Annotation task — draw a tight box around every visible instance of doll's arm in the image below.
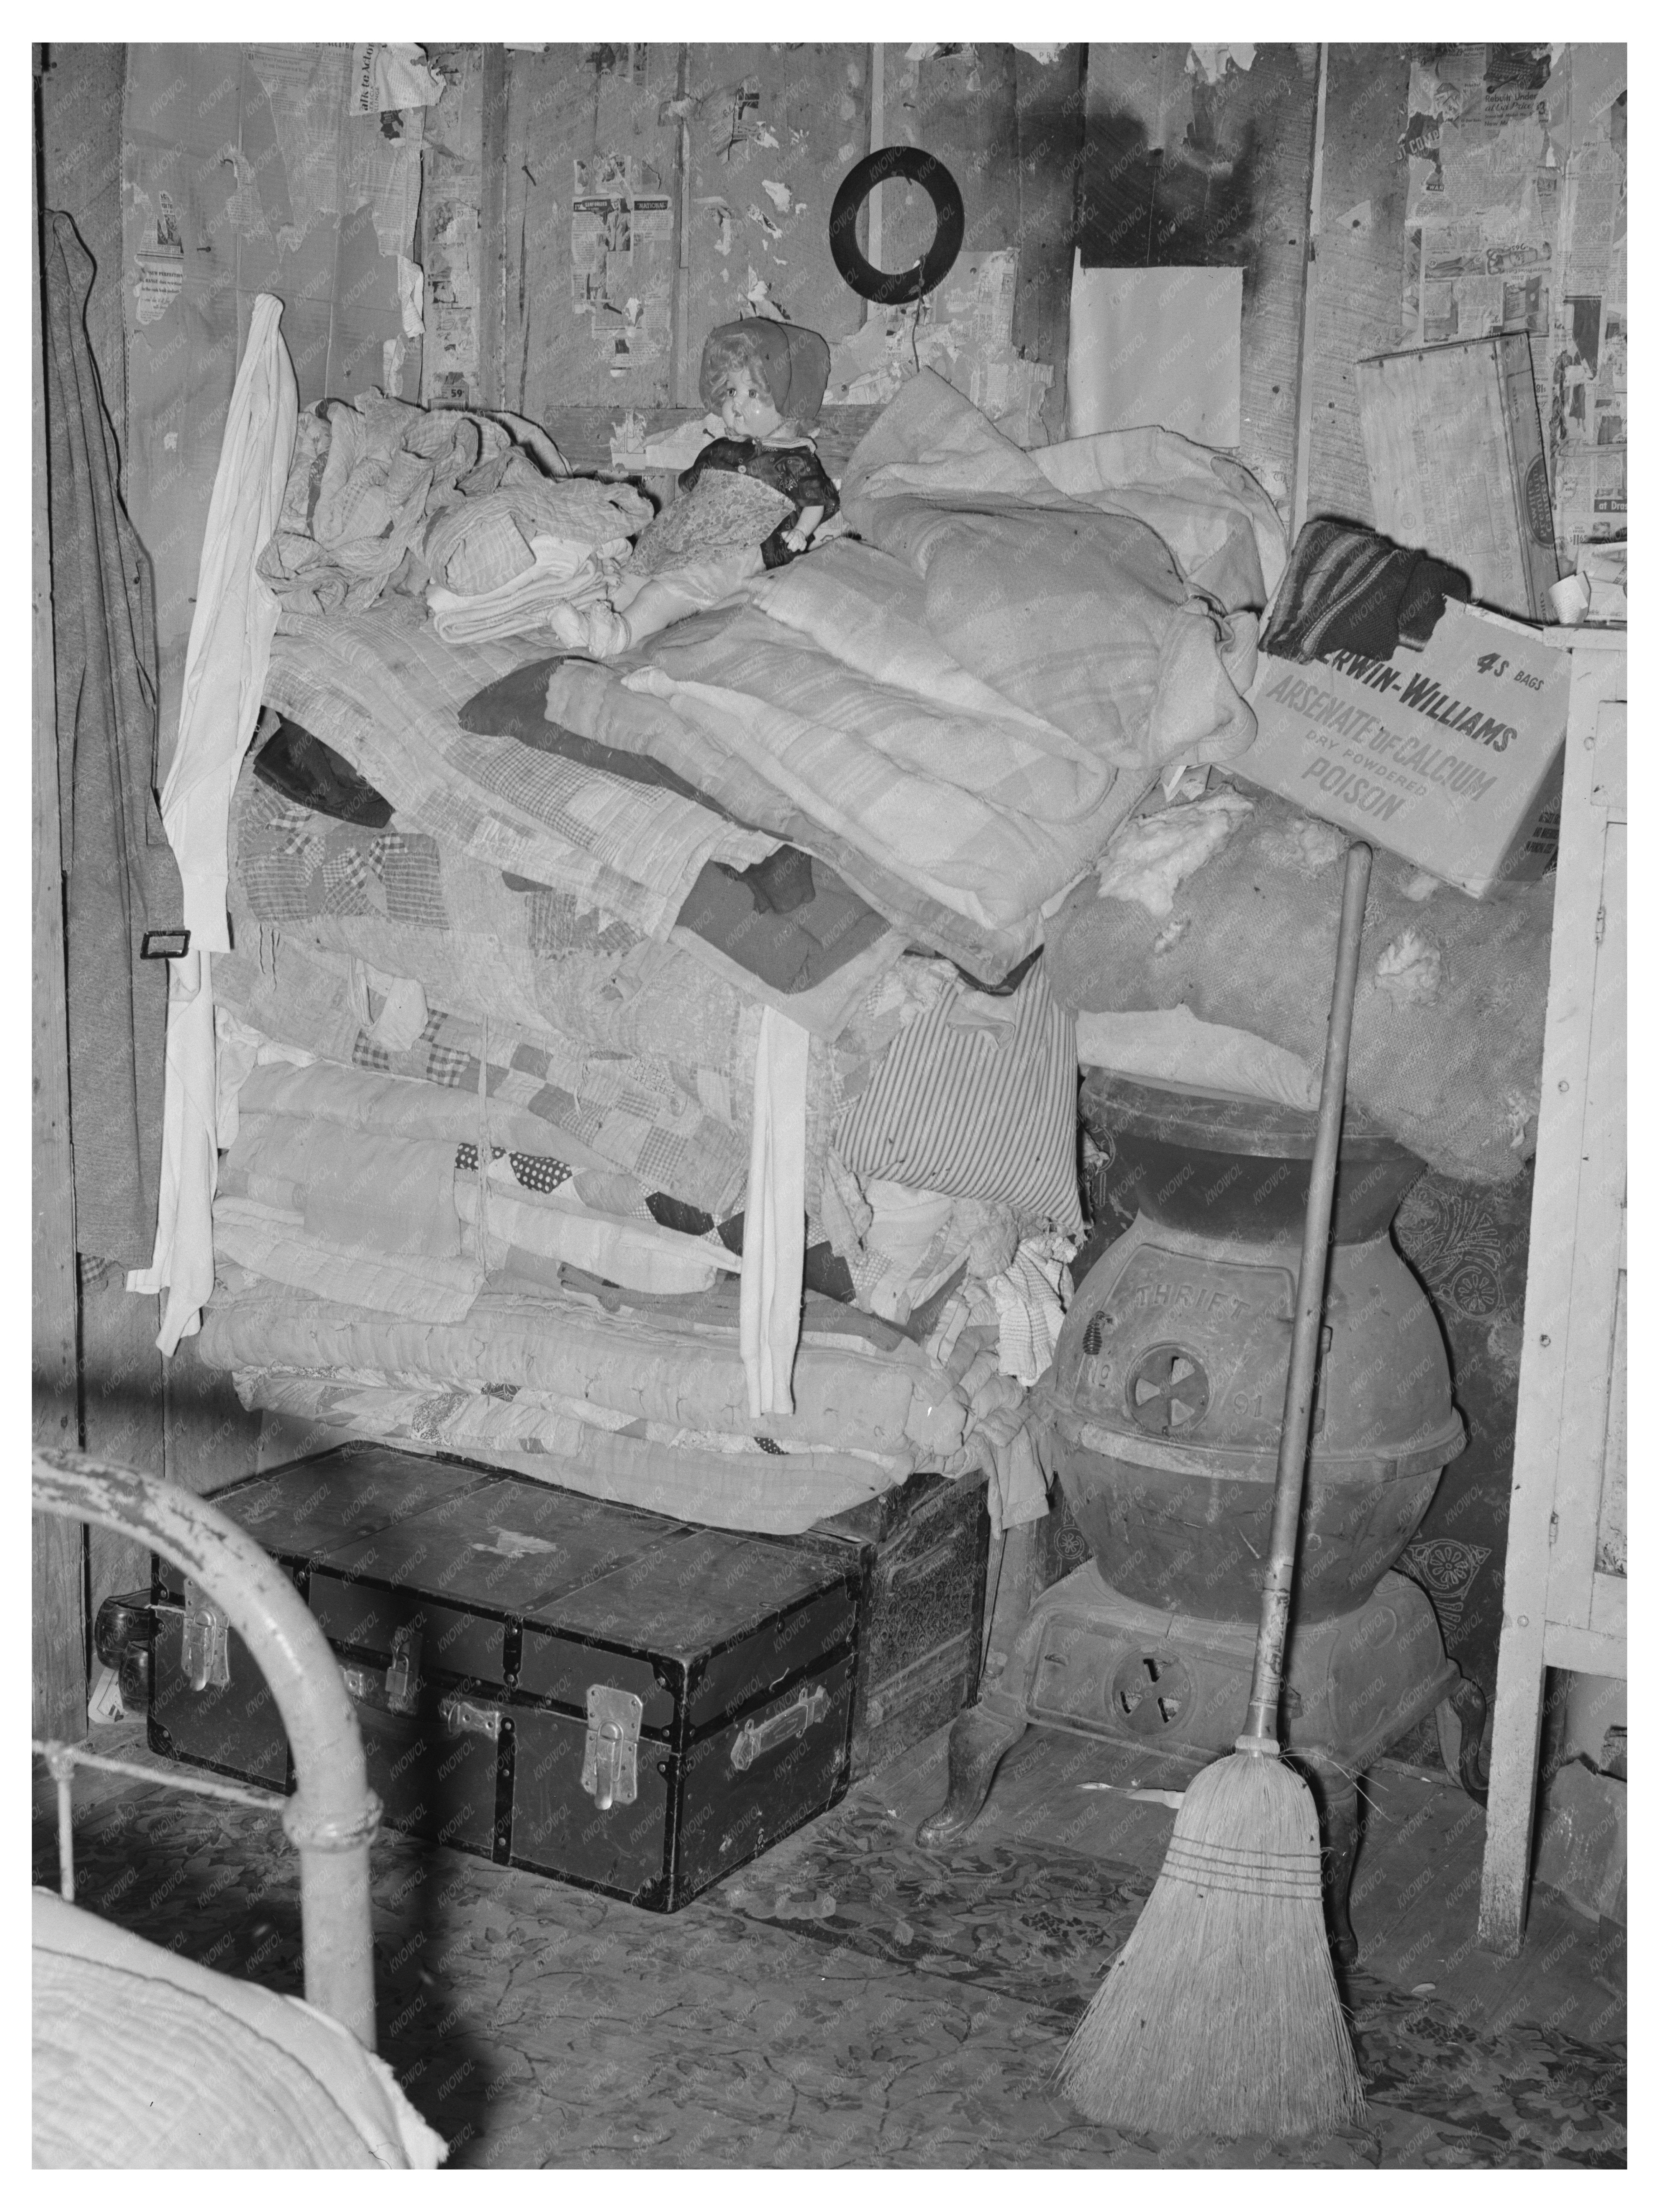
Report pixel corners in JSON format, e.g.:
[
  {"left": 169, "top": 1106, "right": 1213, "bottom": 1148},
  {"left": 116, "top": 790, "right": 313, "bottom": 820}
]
[{"left": 782, "top": 503, "right": 826, "bottom": 553}]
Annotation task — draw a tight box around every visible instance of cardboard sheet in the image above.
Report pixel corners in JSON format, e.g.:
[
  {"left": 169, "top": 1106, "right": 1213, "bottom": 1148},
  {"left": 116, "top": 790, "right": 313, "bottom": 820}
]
[{"left": 1065, "top": 259, "right": 1243, "bottom": 446}]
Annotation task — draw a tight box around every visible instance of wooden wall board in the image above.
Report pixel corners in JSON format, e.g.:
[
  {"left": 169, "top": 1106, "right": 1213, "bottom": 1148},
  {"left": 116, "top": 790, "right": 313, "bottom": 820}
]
[
  {"left": 162, "top": 1336, "right": 264, "bottom": 1502},
  {"left": 40, "top": 43, "right": 167, "bottom": 1633},
  {"left": 880, "top": 42, "right": 1021, "bottom": 272},
  {"left": 503, "top": 45, "right": 684, "bottom": 415},
  {"left": 684, "top": 44, "right": 870, "bottom": 362},
  {"left": 1477, "top": 635, "right": 1626, "bottom": 1958},
  {"left": 79, "top": 1276, "right": 167, "bottom": 1613},
  {"left": 38, "top": 46, "right": 128, "bottom": 494},
  {"left": 500, "top": 45, "right": 1078, "bottom": 444},
  {"left": 421, "top": 44, "right": 488, "bottom": 407},
  {"left": 1077, "top": 44, "right": 1318, "bottom": 508},
  {"left": 1012, "top": 46, "right": 1087, "bottom": 446},
  {"left": 1300, "top": 44, "right": 1413, "bottom": 526},
  {"left": 34, "top": 97, "right": 86, "bottom": 1740},
  {"left": 1234, "top": 45, "right": 1321, "bottom": 517}
]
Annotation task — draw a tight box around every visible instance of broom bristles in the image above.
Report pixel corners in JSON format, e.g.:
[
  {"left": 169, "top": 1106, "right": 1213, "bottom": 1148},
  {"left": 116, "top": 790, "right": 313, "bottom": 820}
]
[{"left": 1059, "top": 1748, "right": 1365, "bottom": 2140}]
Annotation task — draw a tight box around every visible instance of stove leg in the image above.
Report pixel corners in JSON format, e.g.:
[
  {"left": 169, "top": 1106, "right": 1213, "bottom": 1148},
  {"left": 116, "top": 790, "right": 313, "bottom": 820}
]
[
  {"left": 1442, "top": 1671, "right": 1490, "bottom": 1805},
  {"left": 1298, "top": 1753, "right": 1362, "bottom": 1969},
  {"left": 915, "top": 1705, "right": 1028, "bottom": 1849}
]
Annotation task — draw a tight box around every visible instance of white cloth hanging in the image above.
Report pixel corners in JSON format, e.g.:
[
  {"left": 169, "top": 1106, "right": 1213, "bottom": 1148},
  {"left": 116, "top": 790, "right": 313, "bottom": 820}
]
[
  {"left": 128, "top": 296, "right": 298, "bottom": 1352},
  {"left": 739, "top": 1006, "right": 810, "bottom": 1420}
]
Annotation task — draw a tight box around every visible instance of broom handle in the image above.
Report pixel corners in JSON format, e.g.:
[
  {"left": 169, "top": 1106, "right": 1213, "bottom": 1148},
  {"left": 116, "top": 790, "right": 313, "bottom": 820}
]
[{"left": 1241, "top": 838, "right": 1373, "bottom": 1748}]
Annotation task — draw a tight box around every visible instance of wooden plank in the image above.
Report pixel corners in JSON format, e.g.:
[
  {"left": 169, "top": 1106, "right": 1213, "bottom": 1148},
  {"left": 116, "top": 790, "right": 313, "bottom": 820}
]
[
  {"left": 1288, "top": 43, "right": 1328, "bottom": 542},
  {"left": 1543, "top": 1620, "right": 1626, "bottom": 1677},
  {"left": 1478, "top": 637, "right": 1625, "bottom": 1956},
  {"left": 1298, "top": 45, "right": 1413, "bottom": 526},
  {"left": 38, "top": 45, "right": 130, "bottom": 495},
  {"left": 1359, "top": 333, "right": 1560, "bottom": 620},
  {"left": 503, "top": 44, "right": 682, "bottom": 415},
  {"left": 421, "top": 44, "right": 487, "bottom": 407},
  {"left": 163, "top": 1334, "right": 264, "bottom": 1501},
  {"left": 41, "top": 43, "right": 165, "bottom": 1628},
  {"left": 1587, "top": 1573, "right": 1626, "bottom": 1642},
  {"left": 1077, "top": 44, "right": 1318, "bottom": 507},
  {"left": 478, "top": 44, "right": 509, "bottom": 410},
  {"left": 683, "top": 43, "right": 870, "bottom": 360},
  {"left": 881, "top": 41, "right": 1020, "bottom": 275},
  {"left": 1545, "top": 809, "right": 1625, "bottom": 1632},
  {"left": 1233, "top": 46, "right": 1320, "bottom": 518},
  {"left": 1013, "top": 45, "right": 1086, "bottom": 446},
  {"left": 33, "top": 87, "right": 87, "bottom": 1740},
  {"left": 79, "top": 1270, "right": 166, "bottom": 1613},
  {"left": 1591, "top": 700, "right": 1627, "bottom": 812}
]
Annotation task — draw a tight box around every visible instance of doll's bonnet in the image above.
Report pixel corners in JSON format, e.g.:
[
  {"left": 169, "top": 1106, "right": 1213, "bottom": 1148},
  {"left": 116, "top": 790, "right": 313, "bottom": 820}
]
[{"left": 699, "top": 319, "right": 831, "bottom": 428}]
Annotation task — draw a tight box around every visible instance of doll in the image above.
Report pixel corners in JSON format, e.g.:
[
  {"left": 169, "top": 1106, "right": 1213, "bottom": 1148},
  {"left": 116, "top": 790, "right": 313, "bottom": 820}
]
[{"left": 550, "top": 318, "right": 840, "bottom": 658}]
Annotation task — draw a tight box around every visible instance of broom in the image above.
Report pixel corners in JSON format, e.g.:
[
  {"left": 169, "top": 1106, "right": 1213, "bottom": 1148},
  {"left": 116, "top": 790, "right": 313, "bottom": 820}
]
[{"left": 1059, "top": 838, "right": 1374, "bottom": 2141}]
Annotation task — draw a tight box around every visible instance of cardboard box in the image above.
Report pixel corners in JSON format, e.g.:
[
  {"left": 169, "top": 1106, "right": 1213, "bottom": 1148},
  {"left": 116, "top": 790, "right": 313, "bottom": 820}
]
[
  {"left": 1239, "top": 602, "right": 1570, "bottom": 899},
  {"left": 1358, "top": 333, "right": 1561, "bottom": 623}
]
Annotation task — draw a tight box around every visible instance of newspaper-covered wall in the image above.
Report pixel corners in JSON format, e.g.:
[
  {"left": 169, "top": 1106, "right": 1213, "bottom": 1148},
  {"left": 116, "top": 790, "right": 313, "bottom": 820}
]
[{"left": 1400, "top": 43, "right": 1626, "bottom": 566}]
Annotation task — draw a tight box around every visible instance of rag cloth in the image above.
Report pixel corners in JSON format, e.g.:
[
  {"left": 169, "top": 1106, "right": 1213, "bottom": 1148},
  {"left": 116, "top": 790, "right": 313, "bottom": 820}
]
[
  {"left": 41, "top": 211, "right": 186, "bottom": 1267},
  {"left": 257, "top": 395, "right": 579, "bottom": 617},
  {"left": 987, "top": 1236, "right": 1072, "bottom": 1388},
  {"left": 1261, "top": 517, "right": 1470, "bottom": 664},
  {"left": 740, "top": 1006, "right": 811, "bottom": 1418},
  {"left": 129, "top": 294, "right": 297, "bottom": 1352},
  {"left": 427, "top": 535, "right": 620, "bottom": 645},
  {"left": 421, "top": 479, "right": 649, "bottom": 595}
]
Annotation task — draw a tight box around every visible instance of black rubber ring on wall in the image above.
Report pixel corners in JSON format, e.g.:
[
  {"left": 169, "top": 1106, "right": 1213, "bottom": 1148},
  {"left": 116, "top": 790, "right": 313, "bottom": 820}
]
[{"left": 829, "top": 146, "right": 966, "bottom": 305}]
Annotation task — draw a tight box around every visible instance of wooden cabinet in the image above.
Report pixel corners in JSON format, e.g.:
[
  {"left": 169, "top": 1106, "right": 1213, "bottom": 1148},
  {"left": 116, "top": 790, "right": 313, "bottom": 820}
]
[{"left": 1478, "top": 630, "right": 1626, "bottom": 1955}]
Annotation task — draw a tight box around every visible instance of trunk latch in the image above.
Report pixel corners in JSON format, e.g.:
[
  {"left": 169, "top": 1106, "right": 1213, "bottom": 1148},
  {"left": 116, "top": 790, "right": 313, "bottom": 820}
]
[
  {"left": 181, "top": 1580, "right": 231, "bottom": 1692},
  {"left": 582, "top": 1685, "right": 643, "bottom": 1810}
]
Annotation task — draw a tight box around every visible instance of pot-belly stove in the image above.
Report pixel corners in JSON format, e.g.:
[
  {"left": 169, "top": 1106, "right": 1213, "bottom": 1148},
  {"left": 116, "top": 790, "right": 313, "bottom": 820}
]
[{"left": 920, "top": 1074, "right": 1489, "bottom": 1959}]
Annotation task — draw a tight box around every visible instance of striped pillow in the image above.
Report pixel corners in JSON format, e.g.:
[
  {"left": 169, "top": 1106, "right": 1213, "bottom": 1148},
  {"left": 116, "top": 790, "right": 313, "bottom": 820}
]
[{"left": 836, "top": 963, "right": 1081, "bottom": 1235}]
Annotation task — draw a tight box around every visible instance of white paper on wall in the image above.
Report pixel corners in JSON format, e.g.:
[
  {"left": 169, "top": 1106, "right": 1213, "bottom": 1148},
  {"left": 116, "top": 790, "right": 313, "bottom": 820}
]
[{"left": 1066, "top": 260, "right": 1244, "bottom": 448}]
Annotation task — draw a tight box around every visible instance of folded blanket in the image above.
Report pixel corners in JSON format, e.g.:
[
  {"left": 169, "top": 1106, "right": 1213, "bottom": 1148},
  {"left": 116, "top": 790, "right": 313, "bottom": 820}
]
[
  {"left": 223, "top": 1113, "right": 462, "bottom": 1258},
  {"left": 1045, "top": 784, "right": 1549, "bottom": 1183},
  {"left": 261, "top": 595, "right": 776, "bottom": 936},
  {"left": 239, "top": 1374, "right": 905, "bottom": 1534},
  {"left": 216, "top": 1082, "right": 736, "bottom": 1310},
  {"left": 214, "top": 933, "right": 753, "bottom": 1216},
  {"left": 427, "top": 536, "right": 617, "bottom": 647},
  {"left": 422, "top": 479, "right": 649, "bottom": 594},
  {"left": 195, "top": 1278, "right": 967, "bottom": 1459},
  {"left": 541, "top": 376, "right": 1261, "bottom": 981},
  {"left": 461, "top": 666, "right": 908, "bottom": 1030},
  {"left": 213, "top": 1195, "right": 485, "bottom": 1324}
]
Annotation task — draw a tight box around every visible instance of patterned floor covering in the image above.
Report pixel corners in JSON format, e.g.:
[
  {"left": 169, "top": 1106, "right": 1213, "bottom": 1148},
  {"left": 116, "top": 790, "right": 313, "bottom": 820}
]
[{"left": 35, "top": 1759, "right": 1625, "bottom": 2169}]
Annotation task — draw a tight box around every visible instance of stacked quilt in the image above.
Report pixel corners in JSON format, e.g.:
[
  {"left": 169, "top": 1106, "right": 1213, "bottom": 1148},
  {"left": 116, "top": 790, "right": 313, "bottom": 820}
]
[{"left": 195, "top": 370, "right": 1274, "bottom": 1534}]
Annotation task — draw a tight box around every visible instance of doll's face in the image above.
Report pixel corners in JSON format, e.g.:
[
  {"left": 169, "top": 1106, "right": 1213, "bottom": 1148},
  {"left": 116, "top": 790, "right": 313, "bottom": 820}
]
[{"left": 718, "top": 367, "right": 783, "bottom": 439}]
